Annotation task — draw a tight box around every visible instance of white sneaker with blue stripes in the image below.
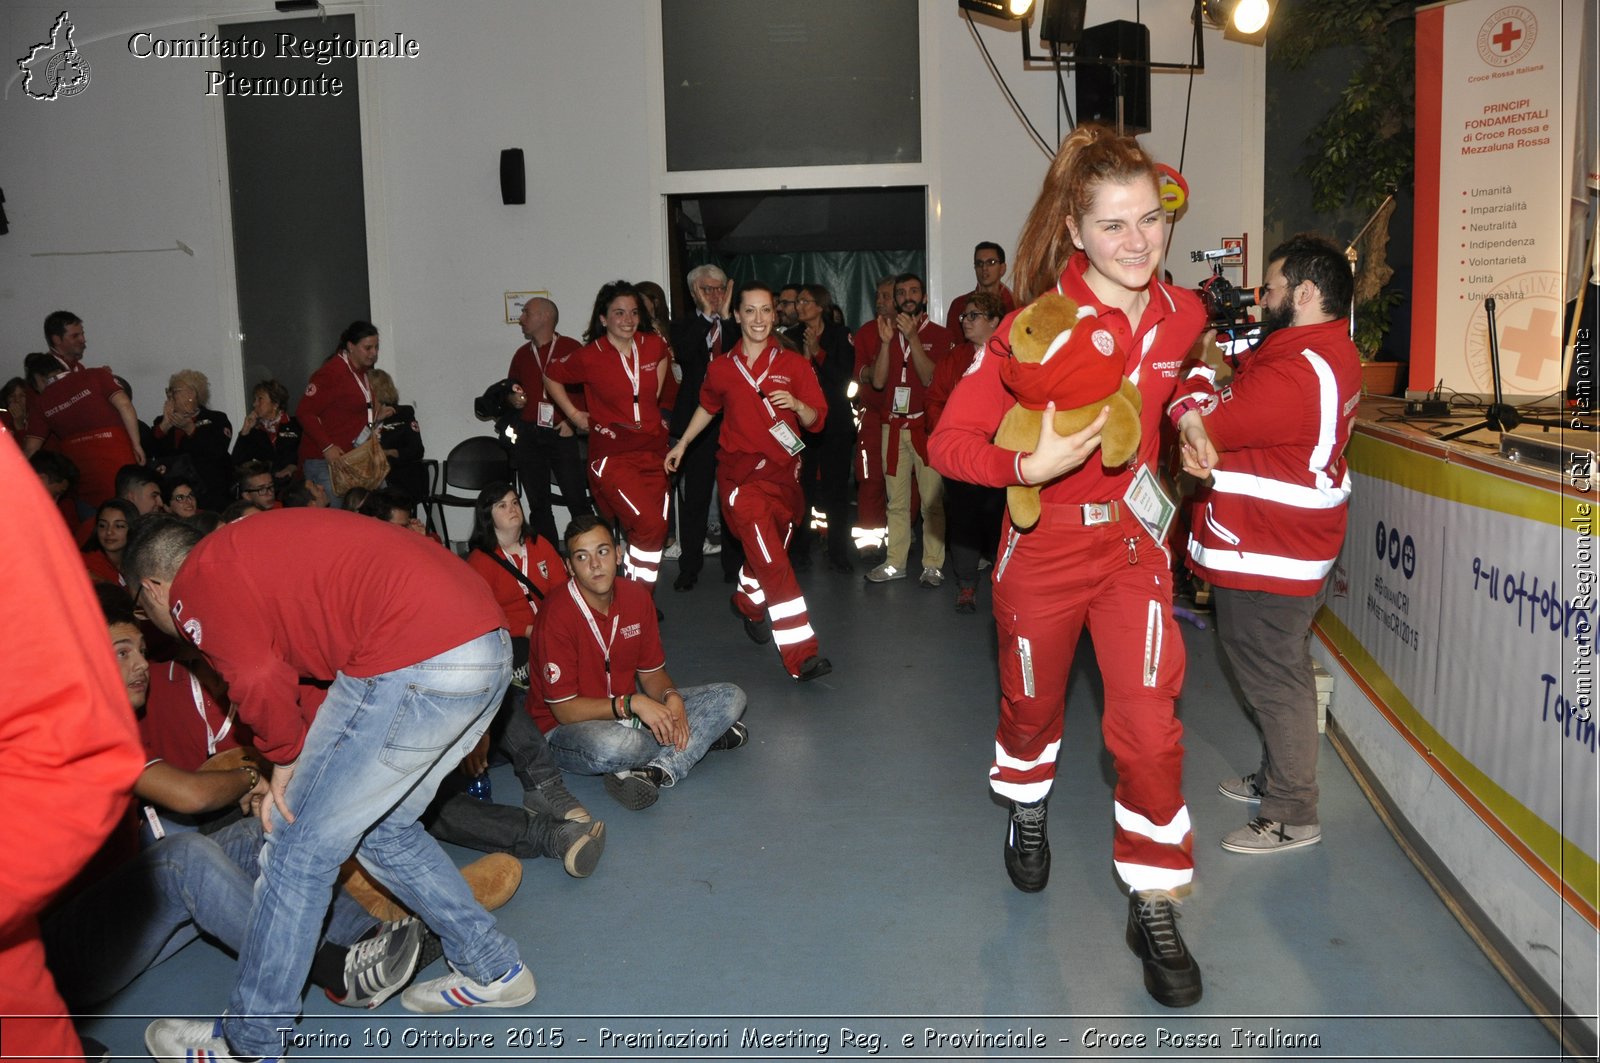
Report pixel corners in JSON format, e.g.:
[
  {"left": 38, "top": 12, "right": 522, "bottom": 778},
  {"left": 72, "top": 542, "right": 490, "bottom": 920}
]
[
  {"left": 145, "top": 1017, "right": 276, "bottom": 1062},
  {"left": 400, "top": 960, "right": 536, "bottom": 1013}
]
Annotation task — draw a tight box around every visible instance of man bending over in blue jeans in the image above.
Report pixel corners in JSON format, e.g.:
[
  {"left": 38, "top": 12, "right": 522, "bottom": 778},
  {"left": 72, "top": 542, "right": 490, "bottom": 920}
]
[
  {"left": 128, "top": 508, "right": 534, "bottom": 1062},
  {"left": 533, "top": 514, "right": 748, "bottom": 811}
]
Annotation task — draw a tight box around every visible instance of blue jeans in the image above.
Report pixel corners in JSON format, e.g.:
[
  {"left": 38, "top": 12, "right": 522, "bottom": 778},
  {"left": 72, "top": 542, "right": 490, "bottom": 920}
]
[
  {"left": 43, "top": 819, "right": 375, "bottom": 1009},
  {"left": 544, "top": 682, "right": 745, "bottom": 784},
  {"left": 302, "top": 457, "right": 341, "bottom": 509},
  {"left": 223, "top": 630, "right": 517, "bottom": 1057}
]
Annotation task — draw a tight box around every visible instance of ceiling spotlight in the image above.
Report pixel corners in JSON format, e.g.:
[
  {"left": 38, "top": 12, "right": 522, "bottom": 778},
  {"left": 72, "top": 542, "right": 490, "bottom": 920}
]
[
  {"left": 959, "top": 0, "right": 1036, "bottom": 21},
  {"left": 1200, "top": 0, "right": 1275, "bottom": 44}
]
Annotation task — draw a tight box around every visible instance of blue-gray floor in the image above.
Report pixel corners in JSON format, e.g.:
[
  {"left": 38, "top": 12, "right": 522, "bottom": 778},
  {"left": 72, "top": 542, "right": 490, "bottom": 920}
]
[{"left": 82, "top": 559, "right": 1564, "bottom": 1060}]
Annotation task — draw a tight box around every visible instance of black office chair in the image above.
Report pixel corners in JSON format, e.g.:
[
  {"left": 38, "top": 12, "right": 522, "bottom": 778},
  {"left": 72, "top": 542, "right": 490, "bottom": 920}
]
[{"left": 423, "top": 436, "right": 514, "bottom": 549}]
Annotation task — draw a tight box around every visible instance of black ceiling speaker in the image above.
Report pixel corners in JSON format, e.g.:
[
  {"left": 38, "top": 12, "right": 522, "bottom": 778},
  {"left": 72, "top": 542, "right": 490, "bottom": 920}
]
[{"left": 1076, "top": 20, "right": 1151, "bottom": 135}]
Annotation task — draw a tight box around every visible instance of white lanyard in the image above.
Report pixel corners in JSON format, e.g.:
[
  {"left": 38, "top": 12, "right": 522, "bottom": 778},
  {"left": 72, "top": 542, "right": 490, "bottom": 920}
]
[
  {"left": 568, "top": 581, "right": 620, "bottom": 698},
  {"left": 341, "top": 353, "right": 374, "bottom": 424},
  {"left": 614, "top": 338, "right": 642, "bottom": 423},
  {"left": 532, "top": 337, "right": 557, "bottom": 374},
  {"left": 733, "top": 344, "right": 781, "bottom": 420},
  {"left": 177, "top": 663, "right": 233, "bottom": 756},
  {"left": 895, "top": 323, "right": 922, "bottom": 385},
  {"left": 502, "top": 543, "right": 535, "bottom": 604}
]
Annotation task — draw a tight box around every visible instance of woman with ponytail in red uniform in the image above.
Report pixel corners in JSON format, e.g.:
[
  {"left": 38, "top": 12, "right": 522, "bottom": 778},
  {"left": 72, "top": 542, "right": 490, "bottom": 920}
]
[
  {"left": 546, "top": 281, "right": 672, "bottom": 590},
  {"left": 929, "top": 125, "right": 1212, "bottom": 1008}
]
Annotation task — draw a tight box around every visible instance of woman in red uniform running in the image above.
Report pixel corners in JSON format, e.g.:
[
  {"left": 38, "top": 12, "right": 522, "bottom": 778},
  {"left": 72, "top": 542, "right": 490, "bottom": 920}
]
[
  {"left": 545, "top": 281, "right": 671, "bottom": 589},
  {"left": 929, "top": 124, "right": 1211, "bottom": 1009},
  {"left": 665, "top": 283, "right": 831, "bottom": 682}
]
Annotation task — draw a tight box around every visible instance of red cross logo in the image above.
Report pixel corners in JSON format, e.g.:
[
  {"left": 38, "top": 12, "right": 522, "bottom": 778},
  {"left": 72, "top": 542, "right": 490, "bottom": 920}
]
[
  {"left": 1505, "top": 307, "right": 1559, "bottom": 379},
  {"left": 1491, "top": 20, "right": 1522, "bottom": 52}
]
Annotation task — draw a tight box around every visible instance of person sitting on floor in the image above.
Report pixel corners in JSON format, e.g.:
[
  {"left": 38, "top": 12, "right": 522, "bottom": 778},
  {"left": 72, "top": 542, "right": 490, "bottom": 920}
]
[
  {"left": 42, "top": 584, "right": 431, "bottom": 1014},
  {"left": 535, "top": 514, "right": 749, "bottom": 811}
]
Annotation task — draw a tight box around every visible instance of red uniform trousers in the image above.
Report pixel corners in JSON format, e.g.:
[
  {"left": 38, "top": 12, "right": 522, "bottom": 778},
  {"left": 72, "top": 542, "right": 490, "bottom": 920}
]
[
  {"left": 724, "top": 477, "right": 819, "bottom": 676},
  {"left": 854, "top": 409, "right": 886, "bottom": 531},
  {"left": 587, "top": 450, "right": 669, "bottom": 587},
  {"left": 989, "top": 500, "right": 1193, "bottom": 894}
]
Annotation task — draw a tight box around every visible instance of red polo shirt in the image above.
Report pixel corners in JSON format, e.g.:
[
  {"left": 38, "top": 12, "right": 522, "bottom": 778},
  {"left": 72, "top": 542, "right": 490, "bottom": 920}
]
[
  {"left": 697, "top": 340, "right": 828, "bottom": 484},
  {"left": 138, "top": 661, "right": 245, "bottom": 773},
  {"left": 546, "top": 333, "right": 668, "bottom": 458},
  {"left": 465, "top": 535, "right": 566, "bottom": 637},
  {"left": 167, "top": 508, "right": 504, "bottom": 764},
  {"left": 508, "top": 335, "right": 583, "bottom": 427},
  {"left": 533, "top": 577, "right": 664, "bottom": 733},
  {"left": 871, "top": 318, "right": 953, "bottom": 419}
]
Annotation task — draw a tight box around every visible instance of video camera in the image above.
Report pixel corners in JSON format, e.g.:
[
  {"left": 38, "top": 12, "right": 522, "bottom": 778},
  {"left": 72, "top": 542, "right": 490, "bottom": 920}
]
[
  {"left": 1191, "top": 248, "right": 1257, "bottom": 331},
  {"left": 474, "top": 378, "right": 522, "bottom": 444}
]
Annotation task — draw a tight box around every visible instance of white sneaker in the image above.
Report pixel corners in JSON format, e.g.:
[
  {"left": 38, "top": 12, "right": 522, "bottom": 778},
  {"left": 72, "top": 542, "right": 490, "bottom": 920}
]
[
  {"left": 662, "top": 539, "right": 682, "bottom": 560},
  {"left": 401, "top": 960, "right": 536, "bottom": 1013},
  {"left": 703, "top": 538, "right": 722, "bottom": 555},
  {"left": 865, "top": 563, "right": 905, "bottom": 583},
  {"left": 919, "top": 566, "right": 944, "bottom": 588},
  {"left": 146, "top": 1018, "right": 272, "bottom": 1062}
]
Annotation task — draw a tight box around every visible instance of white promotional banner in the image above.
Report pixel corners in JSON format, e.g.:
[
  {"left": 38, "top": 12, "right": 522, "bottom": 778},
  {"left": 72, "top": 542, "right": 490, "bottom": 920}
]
[
  {"left": 1322, "top": 431, "right": 1598, "bottom": 910},
  {"left": 1413, "top": 0, "right": 1579, "bottom": 396}
]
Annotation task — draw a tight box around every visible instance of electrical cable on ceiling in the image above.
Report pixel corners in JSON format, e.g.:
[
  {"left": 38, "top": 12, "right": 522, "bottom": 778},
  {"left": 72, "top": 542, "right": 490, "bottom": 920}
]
[
  {"left": 1052, "top": 41, "right": 1075, "bottom": 143},
  {"left": 1178, "top": 4, "right": 1200, "bottom": 172},
  {"left": 964, "top": 8, "right": 1054, "bottom": 157}
]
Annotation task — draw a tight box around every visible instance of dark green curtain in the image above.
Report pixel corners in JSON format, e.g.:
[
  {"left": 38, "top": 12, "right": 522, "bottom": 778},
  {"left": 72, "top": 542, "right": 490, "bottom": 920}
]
[{"left": 689, "top": 250, "right": 925, "bottom": 328}]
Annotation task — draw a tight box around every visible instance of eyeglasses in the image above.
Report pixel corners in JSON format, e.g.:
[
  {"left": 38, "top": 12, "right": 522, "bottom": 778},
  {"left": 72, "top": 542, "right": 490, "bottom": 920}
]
[
  {"left": 959, "top": 311, "right": 992, "bottom": 322},
  {"left": 776, "top": 299, "right": 797, "bottom": 307},
  {"left": 170, "top": 492, "right": 196, "bottom": 503},
  {"left": 241, "top": 483, "right": 276, "bottom": 496},
  {"left": 974, "top": 257, "right": 1002, "bottom": 268},
  {"left": 796, "top": 297, "right": 819, "bottom": 305}
]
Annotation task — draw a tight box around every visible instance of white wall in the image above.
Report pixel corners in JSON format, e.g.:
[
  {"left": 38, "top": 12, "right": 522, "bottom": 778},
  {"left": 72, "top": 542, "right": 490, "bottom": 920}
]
[{"left": 0, "top": 0, "right": 1264, "bottom": 459}]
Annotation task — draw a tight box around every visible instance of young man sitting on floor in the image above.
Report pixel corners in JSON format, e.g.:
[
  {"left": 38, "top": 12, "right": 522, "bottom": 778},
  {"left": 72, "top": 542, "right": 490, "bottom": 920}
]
[{"left": 533, "top": 515, "right": 749, "bottom": 811}]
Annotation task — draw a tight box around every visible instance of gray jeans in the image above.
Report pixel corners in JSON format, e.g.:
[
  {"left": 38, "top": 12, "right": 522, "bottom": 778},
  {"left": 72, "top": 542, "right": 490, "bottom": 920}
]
[{"left": 1213, "top": 583, "right": 1328, "bottom": 826}]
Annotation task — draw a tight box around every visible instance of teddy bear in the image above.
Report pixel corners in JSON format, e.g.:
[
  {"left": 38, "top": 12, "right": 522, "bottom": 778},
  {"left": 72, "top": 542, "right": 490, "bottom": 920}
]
[{"left": 992, "top": 293, "right": 1142, "bottom": 529}]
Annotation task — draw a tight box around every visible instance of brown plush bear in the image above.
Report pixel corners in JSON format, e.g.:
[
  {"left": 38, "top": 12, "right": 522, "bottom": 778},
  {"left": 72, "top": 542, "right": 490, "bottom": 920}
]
[{"left": 992, "top": 293, "right": 1141, "bottom": 529}]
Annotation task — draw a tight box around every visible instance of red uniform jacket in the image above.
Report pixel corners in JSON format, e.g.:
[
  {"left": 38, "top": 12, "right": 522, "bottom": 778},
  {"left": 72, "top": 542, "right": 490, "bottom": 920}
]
[
  {"left": 1186, "top": 318, "right": 1362, "bottom": 595},
  {"left": 925, "top": 340, "right": 982, "bottom": 431},
  {"left": 297, "top": 353, "right": 373, "bottom": 461},
  {"left": 167, "top": 509, "right": 504, "bottom": 764},
  {"left": 930, "top": 254, "right": 1207, "bottom": 505}
]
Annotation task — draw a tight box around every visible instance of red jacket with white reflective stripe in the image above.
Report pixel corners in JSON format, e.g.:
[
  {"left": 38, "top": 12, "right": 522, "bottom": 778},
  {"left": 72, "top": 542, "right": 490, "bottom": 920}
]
[{"left": 1185, "top": 318, "right": 1363, "bottom": 596}]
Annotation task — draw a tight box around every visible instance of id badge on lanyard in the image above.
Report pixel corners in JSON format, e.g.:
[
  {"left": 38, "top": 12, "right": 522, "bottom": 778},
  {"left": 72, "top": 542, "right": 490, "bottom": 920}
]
[
  {"left": 736, "top": 349, "right": 805, "bottom": 456},
  {"left": 534, "top": 340, "right": 558, "bottom": 428},
  {"left": 1124, "top": 463, "right": 1176, "bottom": 543},
  {"left": 891, "top": 333, "right": 913, "bottom": 415}
]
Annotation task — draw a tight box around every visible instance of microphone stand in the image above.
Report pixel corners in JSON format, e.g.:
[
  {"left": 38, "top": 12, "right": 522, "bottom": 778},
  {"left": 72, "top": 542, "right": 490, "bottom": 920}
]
[{"left": 1441, "top": 298, "right": 1524, "bottom": 439}]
